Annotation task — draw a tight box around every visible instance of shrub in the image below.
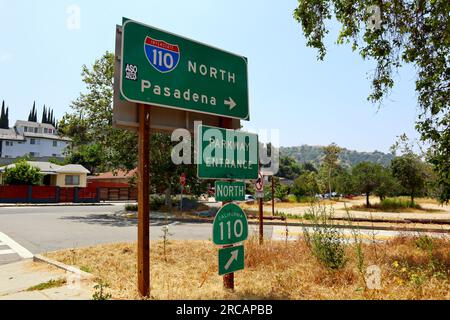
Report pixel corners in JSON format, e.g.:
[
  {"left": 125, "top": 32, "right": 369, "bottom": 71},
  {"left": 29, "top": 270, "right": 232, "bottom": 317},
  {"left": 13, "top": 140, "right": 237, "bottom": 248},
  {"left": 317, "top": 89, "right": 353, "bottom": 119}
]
[
  {"left": 125, "top": 204, "right": 138, "bottom": 212},
  {"left": 3, "top": 160, "right": 42, "bottom": 185},
  {"left": 380, "top": 198, "right": 421, "bottom": 210},
  {"left": 284, "top": 194, "right": 298, "bottom": 203},
  {"left": 303, "top": 205, "right": 347, "bottom": 270}
]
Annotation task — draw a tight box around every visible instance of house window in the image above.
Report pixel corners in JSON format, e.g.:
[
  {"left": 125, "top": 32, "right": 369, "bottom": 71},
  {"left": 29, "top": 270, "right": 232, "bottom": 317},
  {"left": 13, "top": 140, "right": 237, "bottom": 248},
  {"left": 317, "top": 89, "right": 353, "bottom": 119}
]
[
  {"left": 53, "top": 141, "right": 57, "bottom": 147},
  {"left": 34, "top": 128, "right": 38, "bottom": 133},
  {"left": 30, "top": 139, "right": 36, "bottom": 145},
  {"left": 24, "top": 127, "right": 28, "bottom": 132},
  {"left": 65, "top": 175, "right": 80, "bottom": 186},
  {"left": 29, "top": 152, "right": 39, "bottom": 157},
  {"left": 44, "top": 128, "right": 48, "bottom": 133},
  {"left": 5, "top": 141, "right": 13, "bottom": 146}
]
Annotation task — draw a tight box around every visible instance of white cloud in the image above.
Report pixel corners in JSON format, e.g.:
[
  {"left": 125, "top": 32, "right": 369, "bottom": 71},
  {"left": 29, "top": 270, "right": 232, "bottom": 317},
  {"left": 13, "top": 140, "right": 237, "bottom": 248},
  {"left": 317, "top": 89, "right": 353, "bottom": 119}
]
[{"left": 0, "top": 51, "right": 13, "bottom": 63}]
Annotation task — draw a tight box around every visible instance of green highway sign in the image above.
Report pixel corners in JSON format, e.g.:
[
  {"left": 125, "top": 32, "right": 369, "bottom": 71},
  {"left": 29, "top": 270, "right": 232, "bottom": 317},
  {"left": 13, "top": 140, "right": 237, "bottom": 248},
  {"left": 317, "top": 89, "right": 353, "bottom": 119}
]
[
  {"left": 218, "top": 245, "right": 244, "bottom": 276},
  {"left": 197, "top": 125, "right": 259, "bottom": 180},
  {"left": 120, "top": 18, "right": 249, "bottom": 120},
  {"left": 213, "top": 203, "right": 248, "bottom": 245},
  {"left": 215, "top": 181, "right": 246, "bottom": 202}
]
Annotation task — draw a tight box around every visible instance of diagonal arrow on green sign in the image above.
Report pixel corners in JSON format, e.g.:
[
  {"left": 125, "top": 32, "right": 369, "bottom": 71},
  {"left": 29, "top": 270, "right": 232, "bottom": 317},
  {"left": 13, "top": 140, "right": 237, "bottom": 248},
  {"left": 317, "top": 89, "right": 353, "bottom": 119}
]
[{"left": 218, "top": 245, "right": 244, "bottom": 276}]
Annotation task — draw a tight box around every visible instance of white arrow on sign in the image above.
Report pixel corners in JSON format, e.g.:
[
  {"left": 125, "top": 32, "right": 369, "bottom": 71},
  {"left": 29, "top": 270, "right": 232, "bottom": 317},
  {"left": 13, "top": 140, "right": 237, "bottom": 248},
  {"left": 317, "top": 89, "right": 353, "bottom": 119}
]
[
  {"left": 224, "top": 97, "right": 237, "bottom": 110},
  {"left": 224, "top": 249, "right": 239, "bottom": 270}
]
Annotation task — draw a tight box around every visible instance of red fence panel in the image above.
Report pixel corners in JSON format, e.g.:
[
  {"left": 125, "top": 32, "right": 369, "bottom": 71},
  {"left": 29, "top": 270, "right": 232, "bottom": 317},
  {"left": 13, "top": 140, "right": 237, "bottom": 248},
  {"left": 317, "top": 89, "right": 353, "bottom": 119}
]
[
  {"left": 0, "top": 186, "right": 28, "bottom": 199},
  {"left": 59, "top": 188, "right": 74, "bottom": 203},
  {"left": 78, "top": 187, "right": 98, "bottom": 200},
  {"left": 31, "top": 186, "right": 57, "bottom": 200}
]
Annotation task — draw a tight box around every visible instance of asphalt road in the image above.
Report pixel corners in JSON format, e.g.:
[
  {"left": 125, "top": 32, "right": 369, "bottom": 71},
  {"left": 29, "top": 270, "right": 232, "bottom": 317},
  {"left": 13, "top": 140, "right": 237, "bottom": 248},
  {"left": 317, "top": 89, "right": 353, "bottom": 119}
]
[
  {"left": 0, "top": 205, "right": 271, "bottom": 266},
  {"left": 0, "top": 205, "right": 447, "bottom": 266}
]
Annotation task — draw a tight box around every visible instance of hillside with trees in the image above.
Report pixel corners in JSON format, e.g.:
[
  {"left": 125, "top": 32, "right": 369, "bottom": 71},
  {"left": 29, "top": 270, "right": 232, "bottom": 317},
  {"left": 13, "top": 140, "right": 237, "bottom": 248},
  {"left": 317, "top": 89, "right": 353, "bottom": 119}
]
[{"left": 280, "top": 145, "right": 394, "bottom": 168}]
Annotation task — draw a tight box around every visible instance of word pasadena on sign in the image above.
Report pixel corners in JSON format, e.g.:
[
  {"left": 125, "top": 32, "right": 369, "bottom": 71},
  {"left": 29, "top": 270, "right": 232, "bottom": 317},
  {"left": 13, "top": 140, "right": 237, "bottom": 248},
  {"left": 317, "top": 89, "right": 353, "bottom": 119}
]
[{"left": 120, "top": 18, "right": 249, "bottom": 120}]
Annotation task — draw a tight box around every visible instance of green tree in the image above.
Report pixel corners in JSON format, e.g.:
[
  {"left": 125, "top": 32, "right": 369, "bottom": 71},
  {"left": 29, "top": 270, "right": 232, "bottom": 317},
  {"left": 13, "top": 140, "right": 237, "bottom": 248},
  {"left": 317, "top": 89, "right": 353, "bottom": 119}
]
[
  {"left": 352, "top": 162, "right": 383, "bottom": 207},
  {"left": 0, "top": 101, "right": 9, "bottom": 129},
  {"left": 391, "top": 154, "right": 430, "bottom": 204},
  {"left": 3, "top": 161, "right": 43, "bottom": 186},
  {"left": 293, "top": 0, "right": 450, "bottom": 202},
  {"left": 278, "top": 156, "right": 302, "bottom": 180},
  {"left": 28, "top": 102, "right": 37, "bottom": 122},
  {"left": 59, "top": 52, "right": 138, "bottom": 172},
  {"left": 321, "top": 143, "right": 342, "bottom": 195},
  {"left": 292, "top": 171, "right": 319, "bottom": 198},
  {"left": 335, "top": 170, "right": 355, "bottom": 196},
  {"left": 374, "top": 167, "right": 402, "bottom": 201}
]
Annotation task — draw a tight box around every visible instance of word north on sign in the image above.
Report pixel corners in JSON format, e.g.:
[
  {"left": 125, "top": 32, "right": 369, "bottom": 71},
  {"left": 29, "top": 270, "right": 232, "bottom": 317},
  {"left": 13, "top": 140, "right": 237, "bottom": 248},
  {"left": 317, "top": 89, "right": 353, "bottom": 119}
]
[
  {"left": 215, "top": 181, "right": 246, "bottom": 202},
  {"left": 120, "top": 18, "right": 249, "bottom": 120}
]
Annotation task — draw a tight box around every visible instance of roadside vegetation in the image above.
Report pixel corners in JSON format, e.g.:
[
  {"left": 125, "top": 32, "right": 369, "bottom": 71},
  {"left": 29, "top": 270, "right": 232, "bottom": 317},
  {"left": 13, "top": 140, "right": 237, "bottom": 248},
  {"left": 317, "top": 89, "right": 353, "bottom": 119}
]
[
  {"left": 26, "top": 278, "right": 67, "bottom": 292},
  {"left": 46, "top": 234, "right": 449, "bottom": 300}
]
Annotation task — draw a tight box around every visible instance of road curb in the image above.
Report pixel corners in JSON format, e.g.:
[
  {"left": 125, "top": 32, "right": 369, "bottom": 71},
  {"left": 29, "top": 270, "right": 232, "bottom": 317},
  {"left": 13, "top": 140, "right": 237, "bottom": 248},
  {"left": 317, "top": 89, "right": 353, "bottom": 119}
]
[{"left": 33, "top": 254, "right": 94, "bottom": 279}]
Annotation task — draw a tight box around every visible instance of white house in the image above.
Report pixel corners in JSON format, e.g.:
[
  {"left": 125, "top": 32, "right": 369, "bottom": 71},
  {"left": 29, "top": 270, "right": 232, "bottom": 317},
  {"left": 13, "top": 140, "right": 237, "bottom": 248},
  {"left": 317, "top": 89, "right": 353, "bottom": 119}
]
[{"left": 0, "top": 121, "right": 71, "bottom": 159}]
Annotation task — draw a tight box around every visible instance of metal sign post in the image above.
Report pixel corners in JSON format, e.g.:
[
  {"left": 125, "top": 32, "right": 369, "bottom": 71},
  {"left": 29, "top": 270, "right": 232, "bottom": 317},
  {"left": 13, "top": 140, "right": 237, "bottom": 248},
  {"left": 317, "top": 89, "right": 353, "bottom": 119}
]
[
  {"left": 255, "top": 172, "right": 264, "bottom": 245},
  {"left": 137, "top": 105, "right": 150, "bottom": 297},
  {"left": 213, "top": 202, "right": 249, "bottom": 290}
]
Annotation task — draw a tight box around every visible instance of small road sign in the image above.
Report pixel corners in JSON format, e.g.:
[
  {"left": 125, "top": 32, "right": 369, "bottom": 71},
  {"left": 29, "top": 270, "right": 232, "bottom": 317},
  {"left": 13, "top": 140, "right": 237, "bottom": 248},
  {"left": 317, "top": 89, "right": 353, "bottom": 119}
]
[
  {"left": 197, "top": 125, "right": 259, "bottom": 180},
  {"left": 213, "top": 203, "right": 249, "bottom": 246},
  {"left": 255, "top": 191, "right": 265, "bottom": 199},
  {"left": 218, "top": 245, "right": 244, "bottom": 276},
  {"left": 255, "top": 172, "right": 264, "bottom": 192},
  {"left": 215, "top": 181, "right": 245, "bottom": 202},
  {"left": 180, "top": 173, "right": 186, "bottom": 187},
  {"left": 120, "top": 18, "right": 250, "bottom": 120}
]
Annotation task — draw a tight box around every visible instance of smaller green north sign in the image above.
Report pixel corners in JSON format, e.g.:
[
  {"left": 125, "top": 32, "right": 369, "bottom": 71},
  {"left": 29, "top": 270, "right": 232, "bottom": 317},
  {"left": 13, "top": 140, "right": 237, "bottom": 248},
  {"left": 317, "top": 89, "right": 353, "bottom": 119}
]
[
  {"left": 218, "top": 245, "right": 244, "bottom": 276},
  {"left": 197, "top": 125, "right": 258, "bottom": 180},
  {"left": 213, "top": 203, "right": 248, "bottom": 245},
  {"left": 215, "top": 181, "right": 245, "bottom": 202}
]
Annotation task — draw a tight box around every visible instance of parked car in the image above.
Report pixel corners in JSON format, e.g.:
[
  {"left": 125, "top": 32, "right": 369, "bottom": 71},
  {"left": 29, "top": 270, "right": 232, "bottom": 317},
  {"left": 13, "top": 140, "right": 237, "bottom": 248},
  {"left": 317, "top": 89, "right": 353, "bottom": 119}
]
[{"left": 245, "top": 195, "right": 255, "bottom": 201}]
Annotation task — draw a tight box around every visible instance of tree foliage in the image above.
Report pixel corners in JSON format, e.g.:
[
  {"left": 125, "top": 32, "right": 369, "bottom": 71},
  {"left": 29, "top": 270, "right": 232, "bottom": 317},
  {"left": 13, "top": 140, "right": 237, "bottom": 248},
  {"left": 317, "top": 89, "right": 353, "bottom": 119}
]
[
  {"left": 59, "top": 52, "right": 138, "bottom": 172},
  {"left": 293, "top": 0, "right": 449, "bottom": 202},
  {"left": 391, "top": 153, "right": 430, "bottom": 203},
  {"left": 351, "top": 162, "right": 383, "bottom": 207},
  {"left": 0, "top": 101, "right": 9, "bottom": 129},
  {"left": 3, "top": 160, "right": 43, "bottom": 186}
]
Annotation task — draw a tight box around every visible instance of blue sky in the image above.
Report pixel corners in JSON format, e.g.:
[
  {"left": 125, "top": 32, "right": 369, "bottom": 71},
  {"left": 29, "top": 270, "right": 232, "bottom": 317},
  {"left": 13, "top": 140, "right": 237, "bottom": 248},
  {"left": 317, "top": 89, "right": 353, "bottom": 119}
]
[{"left": 0, "top": 0, "right": 420, "bottom": 152}]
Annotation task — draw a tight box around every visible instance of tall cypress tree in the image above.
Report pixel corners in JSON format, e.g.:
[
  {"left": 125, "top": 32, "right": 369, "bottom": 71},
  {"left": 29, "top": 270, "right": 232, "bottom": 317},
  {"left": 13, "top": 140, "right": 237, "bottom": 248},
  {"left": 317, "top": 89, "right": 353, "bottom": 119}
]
[
  {"left": 29, "top": 101, "right": 37, "bottom": 122},
  {"left": 42, "top": 105, "right": 47, "bottom": 123},
  {"left": 5, "top": 107, "right": 9, "bottom": 128},
  {"left": 0, "top": 101, "right": 5, "bottom": 129}
]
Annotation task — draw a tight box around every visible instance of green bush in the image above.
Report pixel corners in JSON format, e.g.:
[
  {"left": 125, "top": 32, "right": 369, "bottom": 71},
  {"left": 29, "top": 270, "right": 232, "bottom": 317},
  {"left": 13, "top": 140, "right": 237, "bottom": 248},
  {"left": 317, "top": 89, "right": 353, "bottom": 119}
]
[
  {"left": 380, "top": 198, "right": 421, "bottom": 210},
  {"left": 303, "top": 205, "right": 347, "bottom": 270},
  {"left": 125, "top": 204, "right": 138, "bottom": 212},
  {"left": 284, "top": 194, "right": 298, "bottom": 203},
  {"left": 3, "top": 160, "right": 43, "bottom": 185},
  {"left": 415, "top": 236, "right": 434, "bottom": 251}
]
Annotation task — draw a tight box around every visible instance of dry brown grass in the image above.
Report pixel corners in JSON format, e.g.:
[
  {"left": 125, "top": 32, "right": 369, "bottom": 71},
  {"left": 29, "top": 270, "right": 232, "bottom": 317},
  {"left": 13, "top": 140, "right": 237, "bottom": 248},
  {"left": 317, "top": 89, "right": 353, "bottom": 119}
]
[{"left": 46, "top": 236, "right": 450, "bottom": 300}]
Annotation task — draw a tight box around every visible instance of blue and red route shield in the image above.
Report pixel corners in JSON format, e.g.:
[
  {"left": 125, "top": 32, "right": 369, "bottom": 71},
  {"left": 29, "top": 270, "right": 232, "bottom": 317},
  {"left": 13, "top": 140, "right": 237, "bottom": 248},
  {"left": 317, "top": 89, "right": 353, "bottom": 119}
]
[{"left": 144, "top": 36, "right": 180, "bottom": 73}]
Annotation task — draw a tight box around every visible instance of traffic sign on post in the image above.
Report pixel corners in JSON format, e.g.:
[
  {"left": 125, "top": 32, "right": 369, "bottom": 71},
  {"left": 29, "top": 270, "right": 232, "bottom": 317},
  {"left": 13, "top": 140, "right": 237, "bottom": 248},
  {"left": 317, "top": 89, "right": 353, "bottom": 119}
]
[
  {"left": 180, "top": 173, "right": 186, "bottom": 187},
  {"left": 218, "top": 245, "right": 245, "bottom": 276},
  {"left": 215, "top": 181, "right": 245, "bottom": 202},
  {"left": 213, "top": 203, "right": 249, "bottom": 246},
  {"left": 197, "top": 125, "right": 259, "bottom": 180},
  {"left": 120, "top": 18, "right": 249, "bottom": 120}
]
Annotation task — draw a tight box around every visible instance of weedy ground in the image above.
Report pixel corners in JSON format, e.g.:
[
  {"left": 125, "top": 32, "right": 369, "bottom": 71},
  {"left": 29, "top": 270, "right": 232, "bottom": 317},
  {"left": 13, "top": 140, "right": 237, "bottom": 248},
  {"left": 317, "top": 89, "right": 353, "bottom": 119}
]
[{"left": 46, "top": 236, "right": 449, "bottom": 300}]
